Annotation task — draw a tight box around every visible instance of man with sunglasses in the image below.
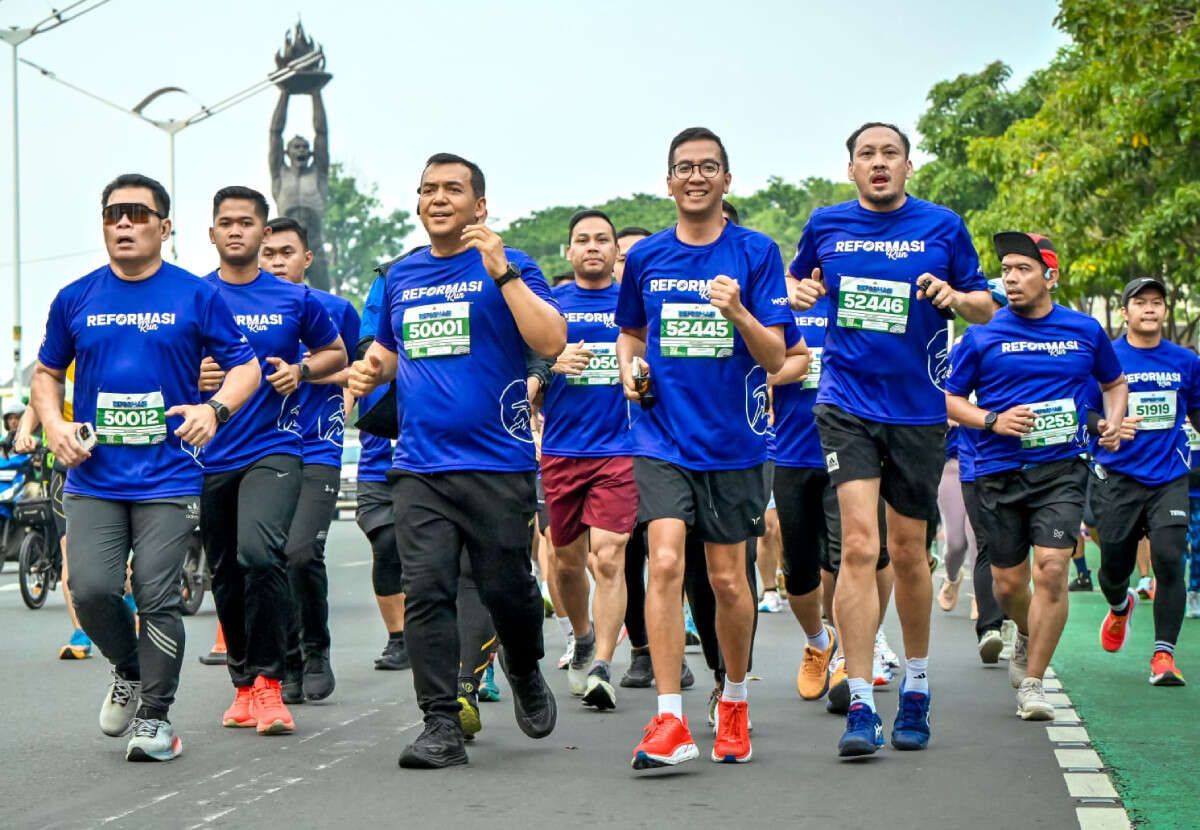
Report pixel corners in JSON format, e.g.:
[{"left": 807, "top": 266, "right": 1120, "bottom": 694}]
[{"left": 32, "top": 173, "right": 260, "bottom": 761}]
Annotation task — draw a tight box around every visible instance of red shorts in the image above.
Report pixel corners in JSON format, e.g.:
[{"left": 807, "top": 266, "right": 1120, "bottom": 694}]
[{"left": 540, "top": 454, "right": 639, "bottom": 547}]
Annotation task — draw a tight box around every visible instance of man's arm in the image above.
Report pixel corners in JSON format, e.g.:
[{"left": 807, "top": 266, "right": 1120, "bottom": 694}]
[
  {"left": 348, "top": 340, "right": 399, "bottom": 398},
  {"left": 265, "top": 338, "right": 348, "bottom": 396},
  {"left": 269, "top": 90, "right": 288, "bottom": 177},
  {"left": 1097, "top": 375, "right": 1128, "bottom": 452},
  {"left": 617, "top": 328, "right": 648, "bottom": 403},
  {"left": 767, "top": 337, "right": 812, "bottom": 386},
  {"left": 916, "top": 277, "right": 993, "bottom": 325},
  {"left": 312, "top": 90, "right": 329, "bottom": 177},
  {"left": 31, "top": 362, "right": 87, "bottom": 467},
  {"left": 708, "top": 275, "right": 785, "bottom": 373}
]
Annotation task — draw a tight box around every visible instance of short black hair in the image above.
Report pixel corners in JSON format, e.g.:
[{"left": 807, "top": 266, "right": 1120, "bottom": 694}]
[
  {"left": 567, "top": 209, "right": 616, "bottom": 241},
  {"left": 423, "top": 152, "right": 486, "bottom": 198},
  {"left": 212, "top": 186, "right": 269, "bottom": 221},
  {"left": 101, "top": 173, "right": 170, "bottom": 218},
  {"left": 846, "top": 122, "right": 911, "bottom": 159},
  {"left": 551, "top": 271, "right": 574, "bottom": 287},
  {"left": 721, "top": 200, "right": 741, "bottom": 225},
  {"left": 668, "top": 127, "right": 729, "bottom": 172},
  {"left": 265, "top": 216, "right": 309, "bottom": 249},
  {"left": 617, "top": 226, "right": 652, "bottom": 240}
]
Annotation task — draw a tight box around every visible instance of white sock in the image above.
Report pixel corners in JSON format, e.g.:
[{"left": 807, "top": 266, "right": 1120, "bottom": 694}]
[
  {"left": 657, "top": 693, "right": 683, "bottom": 719},
  {"left": 848, "top": 677, "right": 875, "bottom": 711},
  {"left": 556, "top": 615, "right": 573, "bottom": 641},
  {"left": 806, "top": 626, "right": 831, "bottom": 653},
  {"left": 721, "top": 677, "right": 748, "bottom": 703},
  {"left": 905, "top": 657, "right": 929, "bottom": 693}
]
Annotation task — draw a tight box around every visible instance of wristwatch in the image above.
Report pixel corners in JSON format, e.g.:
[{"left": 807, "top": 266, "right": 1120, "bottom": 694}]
[
  {"left": 298, "top": 361, "right": 312, "bottom": 381},
  {"left": 494, "top": 262, "right": 521, "bottom": 289},
  {"left": 206, "top": 399, "right": 231, "bottom": 427},
  {"left": 983, "top": 411, "right": 998, "bottom": 432}
]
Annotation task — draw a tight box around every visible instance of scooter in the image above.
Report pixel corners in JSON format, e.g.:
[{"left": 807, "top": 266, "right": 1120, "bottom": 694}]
[{"left": 0, "top": 445, "right": 33, "bottom": 563}]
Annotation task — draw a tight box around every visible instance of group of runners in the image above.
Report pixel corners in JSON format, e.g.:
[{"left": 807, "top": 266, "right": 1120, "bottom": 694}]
[{"left": 18, "top": 120, "right": 1196, "bottom": 769}]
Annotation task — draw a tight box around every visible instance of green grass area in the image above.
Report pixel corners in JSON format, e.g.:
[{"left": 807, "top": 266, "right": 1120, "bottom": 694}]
[{"left": 1053, "top": 542, "right": 1200, "bottom": 829}]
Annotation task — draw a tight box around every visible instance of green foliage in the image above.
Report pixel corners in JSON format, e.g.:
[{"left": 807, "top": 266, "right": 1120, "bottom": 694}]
[{"left": 325, "top": 163, "right": 414, "bottom": 308}]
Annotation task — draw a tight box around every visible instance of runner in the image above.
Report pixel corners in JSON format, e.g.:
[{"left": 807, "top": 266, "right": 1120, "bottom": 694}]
[
  {"left": 32, "top": 173, "right": 260, "bottom": 761},
  {"left": 348, "top": 152, "right": 565, "bottom": 769},
  {"left": 616, "top": 127, "right": 793, "bottom": 768},
  {"left": 615, "top": 227, "right": 652, "bottom": 284},
  {"left": 261, "top": 216, "right": 362, "bottom": 703},
  {"left": 789, "top": 122, "right": 992, "bottom": 756},
  {"left": 945, "top": 231, "right": 1127, "bottom": 719},
  {"left": 200, "top": 186, "right": 347, "bottom": 736},
  {"left": 1091, "top": 277, "right": 1200, "bottom": 686}
]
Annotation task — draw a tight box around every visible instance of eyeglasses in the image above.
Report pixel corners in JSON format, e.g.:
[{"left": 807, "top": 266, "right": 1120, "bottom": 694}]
[
  {"left": 670, "top": 160, "right": 722, "bottom": 180},
  {"left": 102, "top": 203, "right": 165, "bottom": 225}
]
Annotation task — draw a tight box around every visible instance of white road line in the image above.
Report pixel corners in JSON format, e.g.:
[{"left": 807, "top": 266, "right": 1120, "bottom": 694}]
[
  {"left": 337, "top": 559, "right": 371, "bottom": 567},
  {"left": 99, "top": 790, "right": 180, "bottom": 824},
  {"left": 0, "top": 583, "right": 19, "bottom": 592},
  {"left": 1075, "top": 807, "right": 1133, "bottom": 830}
]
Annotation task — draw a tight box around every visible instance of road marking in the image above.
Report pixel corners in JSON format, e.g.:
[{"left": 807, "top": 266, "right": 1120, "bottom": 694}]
[
  {"left": 1055, "top": 748, "right": 1103, "bottom": 769},
  {"left": 0, "top": 583, "right": 19, "bottom": 592},
  {"left": 1065, "top": 773, "right": 1119, "bottom": 798},
  {"left": 1075, "top": 807, "right": 1133, "bottom": 830},
  {"left": 100, "top": 790, "right": 180, "bottom": 824},
  {"left": 337, "top": 559, "right": 371, "bottom": 568}
]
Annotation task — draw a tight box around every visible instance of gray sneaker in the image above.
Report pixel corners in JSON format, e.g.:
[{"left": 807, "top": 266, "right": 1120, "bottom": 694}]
[
  {"left": 978, "top": 629, "right": 1004, "bottom": 665},
  {"left": 125, "top": 717, "right": 182, "bottom": 761},
  {"left": 1016, "top": 677, "right": 1054, "bottom": 720},
  {"left": 100, "top": 672, "right": 140, "bottom": 737},
  {"left": 1009, "top": 631, "right": 1029, "bottom": 688},
  {"left": 567, "top": 634, "right": 595, "bottom": 696}
]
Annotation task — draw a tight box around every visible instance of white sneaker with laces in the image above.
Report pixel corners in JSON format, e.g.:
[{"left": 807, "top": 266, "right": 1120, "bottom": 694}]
[
  {"left": 1009, "top": 631, "right": 1030, "bottom": 688},
  {"left": 100, "top": 671, "right": 140, "bottom": 737},
  {"left": 999, "top": 619, "right": 1017, "bottom": 661},
  {"left": 125, "top": 717, "right": 182, "bottom": 761},
  {"left": 1016, "top": 677, "right": 1054, "bottom": 720},
  {"left": 874, "top": 629, "right": 899, "bottom": 669},
  {"left": 758, "top": 590, "right": 785, "bottom": 613},
  {"left": 556, "top": 633, "right": 575, "bottom": 671}
]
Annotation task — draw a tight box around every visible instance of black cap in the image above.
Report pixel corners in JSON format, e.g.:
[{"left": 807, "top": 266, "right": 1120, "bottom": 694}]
[
  {"left": 993, "top": 232, "right": 1058, "bottom": 271},
  {"left": 1121, "top": 277, "right": 1167, "bottom": 307}
]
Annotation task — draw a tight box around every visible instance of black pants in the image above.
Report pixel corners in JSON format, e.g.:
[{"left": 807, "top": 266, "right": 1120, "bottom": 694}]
[
  {"left": 623, "top": 522, "right": 649, "bottom": 649},
  {"left": 203, "top": 454, "right": 303, "bottom": 687},
  {"left": 458, "top": 550, "right": 498, "bottom": 686},
  {"left": 962, "top": 480, "right": 1006, "bottom": 637},
  {"left": 285, "top": 463, "right": 340, "bottom": 664},
  {"left": 390, "top": 469, "right": 543, "bottom": 722}
]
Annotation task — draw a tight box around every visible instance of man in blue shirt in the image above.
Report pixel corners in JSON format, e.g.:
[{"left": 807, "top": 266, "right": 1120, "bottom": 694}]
[
  {"left": 1091, "top": 277, "right": 1200, "bottom": 686},
  {"left": 349, "top": 153, "right": 566, "bottom": 769},
  {"left": 32, "top": 173, "right": 260, "bottom": 762},
  {"left": 946, "top": 232, "right": 1126, "bottom": 720},
  {"left": 615, "top": 127, "right": 792, "bottom": 769},
  {"left": 789, "top": 122, "right": 993, "bottom": 757}
]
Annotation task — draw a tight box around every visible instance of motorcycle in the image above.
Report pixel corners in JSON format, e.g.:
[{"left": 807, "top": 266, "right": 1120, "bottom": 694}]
[
  {"left": 0, "top": 442, "right": 35, "bottom": 563},
  {"left": 180, "top": 526, "right": 209, "bottom": 616},
  {"left": 4, "top": 444, "right": 60, "bottom": 609}
]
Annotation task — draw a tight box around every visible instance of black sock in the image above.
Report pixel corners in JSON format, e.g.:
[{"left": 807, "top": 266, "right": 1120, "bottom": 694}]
[
  {"left": 389, "top": 630, "right": 405, "bottom": 643},
  {"left": 136, "top": 704, "right": 168, "bottom": 722}
]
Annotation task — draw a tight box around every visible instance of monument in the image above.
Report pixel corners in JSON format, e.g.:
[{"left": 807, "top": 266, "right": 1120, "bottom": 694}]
[{"left": 269, "top": 21, "right": 333, "bottom": 290}]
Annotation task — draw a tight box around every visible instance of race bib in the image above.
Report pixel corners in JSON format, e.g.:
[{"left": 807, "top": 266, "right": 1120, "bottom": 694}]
[
  {"left": 566, "top": 342, "right": 620, "bottom": 386},
  {"left": 95, "top": 391, "right": 166, "bottom": 446},
  {"left": 403, "top": 302, "right": 471, "bottom": 359},
  {"left": 802, "top": 347, "right": 822, "bottom": 390},
  {"left": 1184, "top": 422, "right": 1200, "bottom": 451},
  {"left": 1129, "top": 390, "right": 1176, "bottom": 431},
  {"left": 1021, "top": 398, "right": 1079, "bottom": 449},
  {"left": 837, "top": 277, "right": 910, "bottom": 334},
  {"left": 660, "top": 303, "right": 733, "bottom": 358}
]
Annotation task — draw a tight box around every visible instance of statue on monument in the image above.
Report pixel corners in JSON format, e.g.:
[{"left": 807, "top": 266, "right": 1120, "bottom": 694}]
[{"left": 269, "top": 20, "right": 334, "bottom": 291}]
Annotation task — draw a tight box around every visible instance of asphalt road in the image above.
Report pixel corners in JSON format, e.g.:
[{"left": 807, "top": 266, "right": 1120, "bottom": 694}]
[{"left": 0, "top": 521, "right": 1078, "bottom": 830}]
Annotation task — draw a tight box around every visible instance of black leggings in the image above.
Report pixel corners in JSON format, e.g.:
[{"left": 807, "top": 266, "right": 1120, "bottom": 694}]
[
  {"left": 369, "top": 524, "right": 404, "bottom": 597},
  {"left": 1099, "top": 524, "right": 1187, "bottom": 646},
  {"left": 623, "top": 523, "right": 649, "bottom": 649},
  {"left": 683, "top": 535, "right": 759, "bottom": 683},
  {"left": 458, "top": 551, "right": 498, "bottom": 684}
]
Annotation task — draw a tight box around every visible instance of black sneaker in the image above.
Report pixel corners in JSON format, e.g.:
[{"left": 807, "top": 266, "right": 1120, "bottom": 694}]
[
  {"left": 620, "top": 647, "right": 653, "bottom": 688},
  {"left": 499, "top": 650, "right": 557, "bottom": 739},
  {"left": 282, "top": 656, "right": 305, "bottom": 705},
  {"left": 303, "top": 651, "right": 336, "bottom": 701},
  {"left": 681, "top": 660, "right": 695, "bottom": 690},
  {"left": 398, "top": 718, "right": 468, "bottom": 769},
  {"left": 1068, "top": 572, "right": 1094, "bottom": 592},
  {"left": 375, "top": 638, "right": 411, "bottom": 671}
]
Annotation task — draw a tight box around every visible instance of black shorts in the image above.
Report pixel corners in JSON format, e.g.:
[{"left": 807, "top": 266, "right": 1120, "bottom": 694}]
[
  {"left": 974, "top": 457, "right": 1088, "bottom": 569},
  {"left": 774, "top": 466, "right": 829, "bottom": 594},
  {"left": 633, "top": 457, "right": 766, "bottom": 544},
  {"left": 814, "top": 403, "right": 945, "bottom": 520},
  {"left": 535, "top": 476, "right": 549, "bottom": 534},
  {"left": 355, "top": 479, "right": 394, "bottom": 535},
  {"left": 821, "top": 485, "right": 892, "bottom": 574},
  {"left": 51, "top": 468, "right": 66, "bottom": 539},
  {"left": 961, "top": 479, "right": 986, "bottom": 561},
  {"left": 1082, "top": 474, "right": 1098, "bottom": 529},
  {"left": 1091, "top": 469, "right": 1189, "bottom": 548}
]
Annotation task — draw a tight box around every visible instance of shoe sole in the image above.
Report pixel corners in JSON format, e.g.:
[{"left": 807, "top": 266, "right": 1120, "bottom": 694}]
[
  {"left": 398, "top": 750, "right": 469, "bottom": 769},
  {"left": 198, "top": 654, "right": 228, "bottom": 665},
  {"left": 711, "top": 746, "right": 752, "bottom": 763},
  {"left": 126, "top": 737, "right": 182, "bottom": 762},
  {"left": 891, "top": 734, "right": 930, "bottom": 751},
  {"left": 619, "top": 676, "right": 653, "bottom": 688},
  {"left": 458, "top": 700, "right": 482, "bottom": 736},
  {"left": 374, "top": 661, "right": 410, "bottom": 671},
  {"left": 631, "top": 743, "right": 699, "bottom": 770},
  {"left": 1149, "top": 673, "right": 1186, "bottom": 687},
  {"left": 477, "top": 692, "right": 500, "bottom": 702},
  {"left": 1017, "top": 706, "right": 1055, "bottom": 721},
  {"left": 837, "top": 739, "right": 882, "bottom": 758},
  {"left": 257, "top": 720, "right": 294, "bottom": 735},
  {"left": 979, "top": 635, "right": 1004, "bottom": 664},
  {"left": 582, "top": 681, "right": 616, "bottom": 710},
  {"left": 60, "top": 647, "right": 90, "bottom": 660},
  {"left": 223, "top": 718, "right": 257, "bottom": 728}
]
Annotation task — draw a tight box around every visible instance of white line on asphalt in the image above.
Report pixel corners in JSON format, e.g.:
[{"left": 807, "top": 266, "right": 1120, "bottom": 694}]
[
  {"left": 0, "top": 583, "right": 19, "bottom": 592},
  {"left": 100, "top": 790, "right": 180, "bottom": 824},
  {"left": 337, "top": 559, "right": 371, "bottom": 567},
  {"left": 1075, "top": 807, "right": 1133, "bottom": 830}
]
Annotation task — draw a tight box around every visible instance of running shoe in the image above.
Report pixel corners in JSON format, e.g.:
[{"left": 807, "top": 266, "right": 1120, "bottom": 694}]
[
  {"left": 838, "top": 703, "right": 884, "bottom": 758},
  {"left": 826, "top": 658, "right": 850, "bottom": 715},
  {"left": 797, "top": 624, "right": 837, "bottom": 700},
  {"left": 681, "top": 660, "right": 696, "bottom": 690},
  {"left": 707, "top": 685, "right": 721, "bottom": 729},
  {"left": 303, "top": 651, "right": 335, "bottom": 701},
  {"left": 937, "top": 572, "right": 964, "bottom": 612},
  {"left": 711, "top": 700, "right": 752, "bottom": 763},
  {"left": 620, "top": 647, "right": 653, "bottom": 688},
  {"left": 125, "top": 717, "right": 182, "bottom": 762},
  {"left": 684, "top": 604, "right": 701, "bottom": 652},
  {"left": 875, "top": 629, "right": 900, "bottom": 669},
  {"left": 1149, "top": 651, "right": 1185, "bottom": 686},
  {"left": 978, "top": 629, "right": 1004, "bottom": 665},
  {"left": 198, "top": 624, "right": 228, "bottom": 665},
  {"left": 556, "top": 633, "right": 575, "bottom": 670},
  {"left": 582, "top": 664, "right": 617, "bottom": 711},
  {"left": 1016, "top": 677, "right": 1054, "bottom": 720},
  {"left": 222, "top": 686, "right": 256, "bottom": 728},
  {"left": 499, "top": 651, "right": 557, "bottom": 739},
  {"left": 758, "top": 590, "right": 785, "bottom": 614},
  {"left": 1186, "top": 590, "right": 1200, "bottom": 619},
  {"left": 59, "top": 628, "right": 92, "bottom": 660},
  {"left": 282, "top": 661, "right": 305, "bottom": 706},
  {"left": 632, "top": 714, "right": 699, "bottom": 770},
  {"left": 375, "top": 638, "right": 411, "bottom": 671},
  {"left": 567, "top": 635, "right": 596, "bottom": 696},
  {"left": 1136, "top": 576, "right": 1155, "bottom": 600},
  {"left": 478, "top": 663, "right": 501, "bottom": 702},
  {"left": 457, "top": 681, "right": 482, "bottom": 737},
  {"left": 250, "top": 675, "right": 294, "bottom": 735},
  {"left": 891, "top": 681, "right": 931, "bottom": 750},
  {"left": 872, "top": 651, "right": 893, "bottom": 687},
  {"left": 1068, "top": 572, "right": 1094, "bottom": 592},
  {"left": 100, "top": 671, "right": 141, "bottom": 737},
  {"left": 1100, "top": 588, "right": 1137, "bottom": 653},
  {"left": 398, "top": 718, "right": 468, "bottom": 769},
  {"left": 999, "top": 619, "right": 1017, "bottom": 661},
  {"left": 1009, "top": 630, "right": 1029, "bottom": 688}
]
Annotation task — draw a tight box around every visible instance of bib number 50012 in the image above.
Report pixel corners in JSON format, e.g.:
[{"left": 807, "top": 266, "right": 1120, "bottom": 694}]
[{"left": 95, "top": 391, "right": 167, "bottom": 446}]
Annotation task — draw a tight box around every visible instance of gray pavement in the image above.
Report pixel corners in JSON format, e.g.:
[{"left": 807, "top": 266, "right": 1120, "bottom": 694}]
[{"left": 0, "top": 522, "right": 1076, "bottom": 829}]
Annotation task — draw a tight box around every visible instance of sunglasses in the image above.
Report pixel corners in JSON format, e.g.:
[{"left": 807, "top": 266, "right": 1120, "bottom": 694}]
[{"left": 102, "top": 203, "right": 165, "bottom": 225}]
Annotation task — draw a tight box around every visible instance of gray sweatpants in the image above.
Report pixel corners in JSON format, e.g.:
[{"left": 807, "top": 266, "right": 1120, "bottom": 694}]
[{"left": 64, "top": 493, "right": 198, "bottom": 715}]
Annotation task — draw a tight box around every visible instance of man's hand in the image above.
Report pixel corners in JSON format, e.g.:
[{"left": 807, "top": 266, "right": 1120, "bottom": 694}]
[
  {"left": 348, "top": 354, "right": 384, "bottom": 398},
  {"left": 993, "top": 405, "right": 1036, "bottom": 438},
  {"left": 791, "top": 267, "right": 825, "bottom": 311},
  {"left": 708, "top": 275, "right": 747, "bottom": 322},
  {"left": 1097, "top": 416, "right": 1123, "bottom": 453},
  {"left": 527, "top": 376, "right": 542, "bottom": 403},
  {"left": 621, "top": 357, "right": 646, "bottom": 403},
  {"left": 13, "top": 430, "right": 38, "bottom": 454},
  {"left": 1098, "top": 414, "right": 1139, "bottom": 447},
  {"left": 552, "top": 341, "right": 593, "bottom": 376},
  {"left": 166, "top": 404, "right": 219, "bottom": 448},
  {"left": 265, "top": 357, "right": 302, "bottom": 396},
  {"left": 461, "top": 224, "right": 509, "bottom": 280},
  {"left": 45, "top": 420, "right": 89, "bottom": 468},
  {"left": 199, "top": 357, "right": 225, "bottom": 392},
  {"left": 916, "top": 274, "right": 959, "bottom": 311}
]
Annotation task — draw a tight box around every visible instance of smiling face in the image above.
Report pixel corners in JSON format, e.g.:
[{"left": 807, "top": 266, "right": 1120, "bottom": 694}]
[
  {"left": 210, "top": 198, "right": 266, "bottom": 267},
  {"left": 567, "top": 217, "right": 617, "bottom": 283},
  {"left": 1001, "top": 253, "right": 1057, "bottom": 314},
  {"left": 667, "top": 138, "right": 730, "bottom": 219},
  {"left": 418, "top": 162, "right": 484, "bottom": 243},
  {"left": 848, "top": 125, "right": 912, "bottom": 210},
  {"left": 102, "top": 186, "right": 168, "bottom": 271},
  {"left": 1122, "top": 289, "right": 1166, "bottom": 338},
  {"left": 261, "top": 229, "right": 313, "bottom": 284},
  {"left": 287, "top": 135, "right": 312, "bottom": 168}
]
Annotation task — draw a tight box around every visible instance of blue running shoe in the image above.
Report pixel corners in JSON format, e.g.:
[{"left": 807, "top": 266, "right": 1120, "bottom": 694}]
[
  {"left": 478, "top": 663, "right": 501, "bottom": 702},
  {"left": 684, "top": 603, "right": 701, "bottom": 651},
  {"left": 59, "top": 628, "right": 93, "bottom": 660},
  {"left": 838, "top": 703, "right": 883, "bottom": 758},
  {"left": 891, "top": 680, "right": 932, "bottom": 750}
]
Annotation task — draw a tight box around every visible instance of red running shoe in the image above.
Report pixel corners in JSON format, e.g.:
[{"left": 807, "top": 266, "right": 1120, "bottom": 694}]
[
  {"left": 251, "top": 676, "right": 294, "bottom": 735},
  {"left": 1100, "top": 588, "right": 1137, "bottom": 653},
  {"left": 631, "top": 714, "right": 698, "bottom": 770},
  {"left": 221, "top": 686, "right": 256, "bottom": 728},
  {"left": 711, "top": 699, "right": 752, "bottom": 763}
]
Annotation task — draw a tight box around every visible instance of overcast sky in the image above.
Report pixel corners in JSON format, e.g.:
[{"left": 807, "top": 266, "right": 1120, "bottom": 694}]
[{"left": 0, "top": 0, "right": 1068, "bottom": 380}]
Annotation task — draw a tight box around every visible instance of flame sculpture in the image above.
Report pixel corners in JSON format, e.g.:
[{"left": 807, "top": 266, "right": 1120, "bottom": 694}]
[{"left": 275, "top": 19, "right": 326, "bottom": 73}]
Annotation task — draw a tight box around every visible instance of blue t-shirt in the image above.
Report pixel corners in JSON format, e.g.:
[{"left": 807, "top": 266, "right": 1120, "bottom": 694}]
[
  {"left": 374, "top": 246, "right": 561, "bottom": 473},
  {"left": 298, "top": 291, "right": 361, "bottom": 467},
  {"left": 38, "top": 262, "right": 255, "bottom": 500},
  {"left": 200, "top": 270, "right": 341, "bottom": 473},
  {"left": 614, "top": 223, "right": 796, "bottom": 471},
  {"left": 541, "top": 281, "right": 631, "bottom": 458},
  {"left": 773, "top": 296, "right": 830, "bottom": 469},
  {"left": 957, "top": 426, "right": 980, "bottom": 482},
  {"left": 355, "top": 274, "right": 394, "bottom": 483},
  {"left": 788, "top": 196, "right": 987, "bottom": 425},
  {"left": 945, "top": 305, "right": 1123, "bottom": 476},
  {"left": 1092, "top": 336, "right": 1200, "bottom": 487}
]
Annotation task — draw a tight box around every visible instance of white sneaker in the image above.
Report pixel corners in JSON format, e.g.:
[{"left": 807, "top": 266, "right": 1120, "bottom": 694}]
[
  {"left": 1016, "top": 677, "right": 1054, "bottom": 720},
  {"left": 1009, "top": 631, "right": 1030, "bottom": 688},
  {"left": 978, "top": 629, "right": 1004, "bottom": 665},
  {"left": 874, "top": 629, "right": 899, "bottom": 669},
  {"left": 100, "top": 671, "right": 140, "bottom": 737},
  {"left": 1186, "top": 590, "right": 1200, "bottom": 619},
  {"left": 125, "top": 717, "right": 182, "bottom": 762},
  {"left": 758, "top": 590, "right": 785, "bottom": 613},
  {"left": 872, "top": 651, "right": 893, "bottom": 687},
  {"left": 556, "top": 633, "right": 575, "bottom": 671},
  {"left": 999, "top": 619, "right": 1017, "bottom": 661},
  {"left": 1136, "top": 576, "right": 1155, "bottom": 598}
]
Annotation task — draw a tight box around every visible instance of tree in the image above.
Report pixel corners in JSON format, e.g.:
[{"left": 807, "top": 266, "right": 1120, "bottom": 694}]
[{"left": 324, "top": 163, "right": 414, "bottom": 307}]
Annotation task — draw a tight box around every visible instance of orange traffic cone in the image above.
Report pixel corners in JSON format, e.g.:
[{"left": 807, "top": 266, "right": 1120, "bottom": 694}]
[{"left": 198, "top": 623, "right": 228, "bottom": 665}]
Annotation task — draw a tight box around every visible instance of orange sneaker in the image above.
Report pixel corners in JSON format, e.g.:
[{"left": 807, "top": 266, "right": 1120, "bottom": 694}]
[
  {"left": 1100, "top": 589, "right": 1137, "bottom": 653},
  {"left": 250, "top": 676, "right": 294, "bottom": 735},
  {"left": 631, "top": 714, "right": 698, "bottom": 770},
  {"left": 1149, "top": 651, "right": 1185, "bottom": 686},
  {"left": 797, "top": 624, "right": 837, "bottom": 700},
  {"left": 222, "top": 686, "right": 256, "bottom": 728},
  {"left": 711, "top": 699, "right": 752, "bottom": 763}
]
